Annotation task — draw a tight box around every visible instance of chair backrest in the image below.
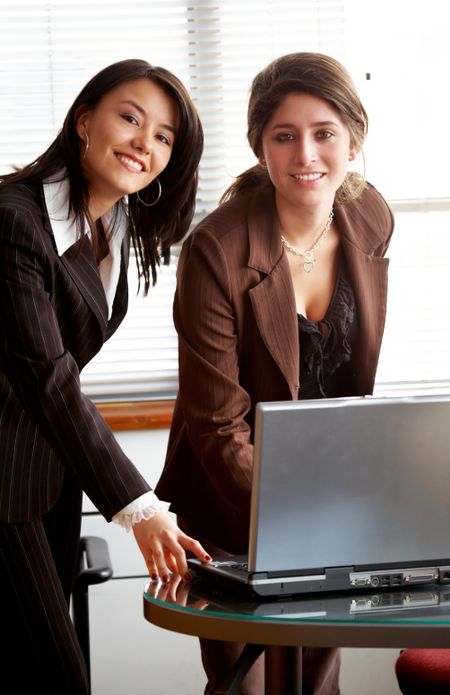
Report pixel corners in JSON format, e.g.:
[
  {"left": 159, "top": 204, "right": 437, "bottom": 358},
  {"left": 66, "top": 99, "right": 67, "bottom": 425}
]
[{"left": 72, "top": 535, "right": 113, "bottom": 688}]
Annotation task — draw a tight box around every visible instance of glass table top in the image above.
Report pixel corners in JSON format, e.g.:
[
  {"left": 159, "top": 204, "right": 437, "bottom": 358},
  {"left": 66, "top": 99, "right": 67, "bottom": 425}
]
[{"left": 144, "top": 571, "right": 450, "bottom": 626}]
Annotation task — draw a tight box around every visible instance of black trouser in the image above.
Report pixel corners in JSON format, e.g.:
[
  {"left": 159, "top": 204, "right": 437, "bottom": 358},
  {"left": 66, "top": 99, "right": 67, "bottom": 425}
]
[{"left": 0, "top": 472, "right": 88, "bottom": 694}]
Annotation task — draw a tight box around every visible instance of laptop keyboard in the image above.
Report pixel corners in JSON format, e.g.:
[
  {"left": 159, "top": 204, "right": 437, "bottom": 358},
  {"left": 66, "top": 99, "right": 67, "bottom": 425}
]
[
  {"left": 230, "top": 561, "right": 248, "bottom": 570},
  {"left": 211, "top": 559, "right": 248, "bottom": 571}
]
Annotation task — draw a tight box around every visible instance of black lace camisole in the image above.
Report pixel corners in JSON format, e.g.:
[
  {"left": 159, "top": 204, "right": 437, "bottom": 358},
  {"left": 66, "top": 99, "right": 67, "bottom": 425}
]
[{"left": 298, "top": 261, "right": 357, "bottom": 399}]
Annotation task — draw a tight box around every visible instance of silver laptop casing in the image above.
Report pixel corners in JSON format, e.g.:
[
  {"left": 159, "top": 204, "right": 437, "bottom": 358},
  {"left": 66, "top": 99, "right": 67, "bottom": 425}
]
[{"left": 190, "top": 395, "right": 450, "bottom": 596}]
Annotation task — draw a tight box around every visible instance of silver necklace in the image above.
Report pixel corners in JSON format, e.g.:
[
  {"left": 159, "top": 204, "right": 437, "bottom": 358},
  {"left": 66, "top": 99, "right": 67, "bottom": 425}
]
[{"left": 281, "top": 209, "right": 334, "bottom": 273}]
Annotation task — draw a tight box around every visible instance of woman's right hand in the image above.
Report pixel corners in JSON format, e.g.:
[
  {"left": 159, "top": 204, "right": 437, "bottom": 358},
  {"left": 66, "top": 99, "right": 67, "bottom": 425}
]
[{"left": 132, "top": 510, "right": 211, "bottom": 581}]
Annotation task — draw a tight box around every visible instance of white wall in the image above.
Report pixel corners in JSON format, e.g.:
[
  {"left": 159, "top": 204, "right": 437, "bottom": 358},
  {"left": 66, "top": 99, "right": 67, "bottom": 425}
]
[{"left": 82, "top": 428, "right": 401, "bottom": 695}]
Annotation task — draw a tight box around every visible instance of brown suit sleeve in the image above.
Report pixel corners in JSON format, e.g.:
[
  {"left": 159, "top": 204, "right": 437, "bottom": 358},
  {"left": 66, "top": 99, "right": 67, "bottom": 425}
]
[{"left": 174, "top": 227, "right": 253, "bottom": 512}]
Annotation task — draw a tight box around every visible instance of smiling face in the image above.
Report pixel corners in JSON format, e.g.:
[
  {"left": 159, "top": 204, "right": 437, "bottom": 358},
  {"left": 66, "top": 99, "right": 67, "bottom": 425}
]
[
  {"left": 260, "top": 92, "right": 356, "bottom": 215},
  {"left": 75, "top": 78, "right": 178, "bottom": 219}
]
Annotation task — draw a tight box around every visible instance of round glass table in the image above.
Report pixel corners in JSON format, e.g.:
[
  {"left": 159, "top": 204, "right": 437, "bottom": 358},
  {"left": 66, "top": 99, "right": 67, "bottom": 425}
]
[{"left": 143, "top": 573, "right": 450, "bottom": 694}]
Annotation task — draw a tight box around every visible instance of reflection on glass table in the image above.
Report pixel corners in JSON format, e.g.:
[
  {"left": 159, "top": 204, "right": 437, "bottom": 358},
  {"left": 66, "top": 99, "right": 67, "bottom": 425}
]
[
  {"left": 146, "top": 573, "right": 450, "bottom": 623},
  {"left": 143, "top": 573, "right": 450, "bottom": 695}
]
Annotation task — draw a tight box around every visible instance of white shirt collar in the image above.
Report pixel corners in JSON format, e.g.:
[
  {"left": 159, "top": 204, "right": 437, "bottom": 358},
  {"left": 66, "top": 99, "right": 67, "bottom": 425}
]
[
  {"left": 43, "top": 176, "right": 128, "bottom": 318},
  {"left": 43, "top": 176, "right": 79, "bottom": 256}
]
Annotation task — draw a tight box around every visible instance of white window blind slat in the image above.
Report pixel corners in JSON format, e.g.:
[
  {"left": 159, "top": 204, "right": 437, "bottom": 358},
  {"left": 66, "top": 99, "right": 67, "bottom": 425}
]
[{"left": 81, "top": 260, "right": 180, "bottom": 400}]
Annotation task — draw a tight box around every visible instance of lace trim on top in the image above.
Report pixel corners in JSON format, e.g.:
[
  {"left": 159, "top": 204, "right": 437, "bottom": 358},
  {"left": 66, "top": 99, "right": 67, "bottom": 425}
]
[{"left": 298, "top": 266, "right": 356, "bottom": 398}]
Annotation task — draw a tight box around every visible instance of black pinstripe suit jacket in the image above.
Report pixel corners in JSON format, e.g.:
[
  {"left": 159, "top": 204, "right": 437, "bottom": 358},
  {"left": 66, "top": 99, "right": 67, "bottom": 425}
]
[{"left": 0, "top": 181, "right": 150, "bottom": 523}]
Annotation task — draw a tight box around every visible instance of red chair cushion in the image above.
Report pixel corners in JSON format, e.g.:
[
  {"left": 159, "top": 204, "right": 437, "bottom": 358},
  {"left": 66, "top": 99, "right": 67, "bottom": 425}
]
[{"left": 396, "top": 649, "right": 450, "bottom": 694}]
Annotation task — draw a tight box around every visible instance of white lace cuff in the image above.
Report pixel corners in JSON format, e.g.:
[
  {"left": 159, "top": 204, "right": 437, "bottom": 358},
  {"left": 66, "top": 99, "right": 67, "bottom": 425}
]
[{"left": 112, "top": 491, "right": 171, "bottom": 532}]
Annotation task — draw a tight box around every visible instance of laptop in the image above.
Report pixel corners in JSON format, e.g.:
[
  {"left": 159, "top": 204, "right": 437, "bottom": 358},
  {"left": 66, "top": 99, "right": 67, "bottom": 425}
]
[{"left": 189, "top": 395, "right": 450, "bottom": 597}]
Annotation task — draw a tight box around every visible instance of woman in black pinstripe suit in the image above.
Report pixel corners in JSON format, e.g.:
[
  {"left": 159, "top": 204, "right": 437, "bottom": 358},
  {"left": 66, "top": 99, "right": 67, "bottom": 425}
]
[{"left": 0, "top": 59, "right": 210, "bottom": 693}]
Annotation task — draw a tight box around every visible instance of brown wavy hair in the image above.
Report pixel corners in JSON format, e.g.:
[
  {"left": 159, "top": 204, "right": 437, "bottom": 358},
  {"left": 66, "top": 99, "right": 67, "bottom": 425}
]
[{"left": 222, "top": 52, "right": 367, "bottom": 205}]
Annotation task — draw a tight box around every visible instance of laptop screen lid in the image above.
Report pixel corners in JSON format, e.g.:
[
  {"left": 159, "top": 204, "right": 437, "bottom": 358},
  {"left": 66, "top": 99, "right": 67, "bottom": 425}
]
[{"left": 248, "top": 395, "right": 450, "bottom": 576}]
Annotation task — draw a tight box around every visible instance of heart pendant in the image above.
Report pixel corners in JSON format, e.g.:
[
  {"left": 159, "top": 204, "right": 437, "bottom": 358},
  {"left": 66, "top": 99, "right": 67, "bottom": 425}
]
[{"left": 303, "top": 261, "right": 314, "bottom": 273}]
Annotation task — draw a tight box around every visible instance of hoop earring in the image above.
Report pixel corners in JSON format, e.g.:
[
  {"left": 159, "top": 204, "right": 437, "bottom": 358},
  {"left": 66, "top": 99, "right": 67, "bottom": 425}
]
[
  {"left": 82, "top": 133, "right": 90, "bottom": 160},
  {"left": 136, "top": 178, "right": 162, "bottom": 207}
]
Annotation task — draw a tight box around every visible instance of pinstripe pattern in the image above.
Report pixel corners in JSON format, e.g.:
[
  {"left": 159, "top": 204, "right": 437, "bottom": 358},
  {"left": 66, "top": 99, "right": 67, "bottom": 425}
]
[
  {"left": 156, "top": 183, "right": 394, "bottom": 553},
  {"left": 0, "top": 527, "right": 88, "bottom": 693},
  {"left": 0, "top": 180, "right": 155, "bottom": 691},
  {"left": 0, "top": 182, "right": 150, "bottom": 524},
  {"left": 0, "top": 473, "right": 88, "bottom": 693}
]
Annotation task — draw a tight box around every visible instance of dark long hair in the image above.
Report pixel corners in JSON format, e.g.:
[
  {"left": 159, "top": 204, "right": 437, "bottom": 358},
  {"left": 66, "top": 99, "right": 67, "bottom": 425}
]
[
  {"left": 222, "top": 52, "right": 367, "bottom": 204},
  {"left": 0, "top": 59, "right": 203, "bottom": 293}
]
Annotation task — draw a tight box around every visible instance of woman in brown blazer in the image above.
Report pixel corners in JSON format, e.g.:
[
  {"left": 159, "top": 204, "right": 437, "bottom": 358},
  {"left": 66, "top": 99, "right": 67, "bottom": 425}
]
[
  {"left": 156, "top": 53, "right": 394, "bottom": 694},
  {"left": 0, "top": 59, "right": 211, "bottom": 693}
]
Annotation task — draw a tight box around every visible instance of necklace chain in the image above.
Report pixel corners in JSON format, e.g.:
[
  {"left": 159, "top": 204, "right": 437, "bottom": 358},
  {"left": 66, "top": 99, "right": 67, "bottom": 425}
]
[{"left": 281, "top": 209, "right": 334, "bottom": 273}]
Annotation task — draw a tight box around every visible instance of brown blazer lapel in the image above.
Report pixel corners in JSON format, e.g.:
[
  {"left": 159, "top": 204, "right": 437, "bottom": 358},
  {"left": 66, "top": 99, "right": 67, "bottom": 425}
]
[
  {"left": 336, "top": 200, "right": 391, "bottom": 393},
  {"left": 246, "top": 186, "right": 392, "bottom": 398},
  {"left": 247, "top": 195, "right": 300, "bottom": 398}
]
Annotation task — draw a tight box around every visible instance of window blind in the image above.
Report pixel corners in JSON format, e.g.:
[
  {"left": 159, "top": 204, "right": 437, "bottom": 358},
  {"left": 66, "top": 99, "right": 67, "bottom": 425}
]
[
  {"left": 0, "top": 0, "right": 346, "bottom": 401},
  {"left": 1, "top": 0, "right": 449, "bottom": 401}
]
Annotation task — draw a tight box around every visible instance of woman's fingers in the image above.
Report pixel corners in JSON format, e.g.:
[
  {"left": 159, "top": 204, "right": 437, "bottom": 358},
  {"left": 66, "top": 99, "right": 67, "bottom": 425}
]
[
  {"left": 161, "top": 529, "right": 212, "bottom": 579},
  {"left": 148, "top": 562, "right": 158, "bottom": 581},
  {"left": 132, "top": 511, "right": 211, "bottom": 581},
  {"left": 150, "top": 541, "right": 171, "bottom": 582},
  {"left": 147, "top": 550, "right": 176, "bottom": 580},
  {"left": 178, "top": 533, "right": 212, "bottom": 564},
  {"left": 164, "top": 548, "right": 179, "bottom": 574}
]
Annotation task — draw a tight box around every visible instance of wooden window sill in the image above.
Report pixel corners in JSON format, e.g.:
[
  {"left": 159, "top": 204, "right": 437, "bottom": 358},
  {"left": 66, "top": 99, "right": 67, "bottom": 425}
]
[{"left": 96, "top": 400, "right": 175, "bottom": 431}]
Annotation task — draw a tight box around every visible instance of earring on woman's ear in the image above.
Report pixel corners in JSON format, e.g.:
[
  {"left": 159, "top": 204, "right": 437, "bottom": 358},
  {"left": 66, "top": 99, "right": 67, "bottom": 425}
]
[
  {"left": 82, "top": 133, "right": 90, "bottom": 160},
  {"left": 136, "top": 178, "right": 162, "bottom": 207}
]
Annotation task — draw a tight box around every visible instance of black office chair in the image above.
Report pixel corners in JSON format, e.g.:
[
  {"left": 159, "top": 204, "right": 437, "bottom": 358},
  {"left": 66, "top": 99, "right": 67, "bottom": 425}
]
[{"left": 72, "top": 536, "right": 113, "bottom": 692}]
